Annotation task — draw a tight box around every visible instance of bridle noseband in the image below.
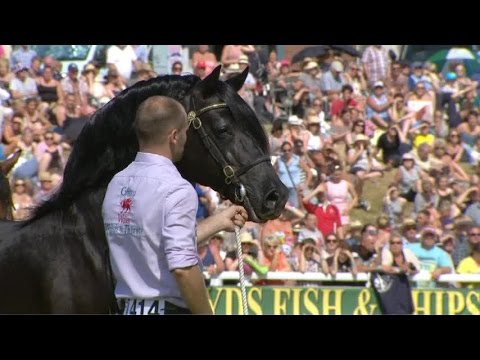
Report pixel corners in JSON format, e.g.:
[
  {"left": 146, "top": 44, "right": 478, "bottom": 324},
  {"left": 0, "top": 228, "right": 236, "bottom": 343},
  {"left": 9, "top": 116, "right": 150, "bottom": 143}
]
[{"left": 187, "top": 101, "right": 270, "bottom": 202}]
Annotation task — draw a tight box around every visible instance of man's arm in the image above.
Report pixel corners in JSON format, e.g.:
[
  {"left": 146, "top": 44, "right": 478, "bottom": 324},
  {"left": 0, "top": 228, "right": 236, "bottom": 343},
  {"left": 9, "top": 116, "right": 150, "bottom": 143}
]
[
  {"left": 173, "top": 265, "right": 213, "bottom": 314},
  {"left": 196, "top": 205, "right": 247, "bottom": 242}
]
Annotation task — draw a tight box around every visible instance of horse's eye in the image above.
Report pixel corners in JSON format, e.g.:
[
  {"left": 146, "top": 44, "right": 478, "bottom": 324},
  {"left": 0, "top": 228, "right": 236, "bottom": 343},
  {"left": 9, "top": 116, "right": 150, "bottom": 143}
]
[{"left": 216, "top": 127, "right": 230, "bottom": 136}]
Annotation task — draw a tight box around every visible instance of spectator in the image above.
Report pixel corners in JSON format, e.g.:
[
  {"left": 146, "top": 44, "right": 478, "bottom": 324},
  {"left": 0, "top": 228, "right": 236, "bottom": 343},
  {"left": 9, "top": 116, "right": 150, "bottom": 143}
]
[
  {"left": 361, "top": 45, "right": 390, "bottom": 88},
  {"left": 9, "top": 64, "right": 38, "bottom": 100},
  {"left": 352, "top": 224, "right": 381, "bottom": 273},
  {"left": 297, "top": 212, "right": 325, "bottom": 248},
  {"left": 407, "top": 227, "right": 454, "bottom": 288},
  {"left": 302, "top": 183, "right": 343, "bottom": 240},
  {"left": 320, "top": 60, "right": 347, "bottom": 93},
  {"left": 198, "top": 232, "right": 226, "bottom": 277},
  {"left": 106, "top": 45, "right": 138, "bottom": 83},
  {"left": 10, "top": 45, "right": 37, "bottom": 70},
  {"left": 381, "top": 231, "right": 420, "bottom": 275},
  {"left": 456, "top": 243, "right": 480, "bottom": 289}
]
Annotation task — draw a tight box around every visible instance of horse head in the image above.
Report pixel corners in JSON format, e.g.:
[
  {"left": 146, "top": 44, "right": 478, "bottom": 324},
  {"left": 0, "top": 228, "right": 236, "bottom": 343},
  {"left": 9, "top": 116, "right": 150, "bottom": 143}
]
[{"left": 177, "top": 66, "right": 288, "bottom": 222}]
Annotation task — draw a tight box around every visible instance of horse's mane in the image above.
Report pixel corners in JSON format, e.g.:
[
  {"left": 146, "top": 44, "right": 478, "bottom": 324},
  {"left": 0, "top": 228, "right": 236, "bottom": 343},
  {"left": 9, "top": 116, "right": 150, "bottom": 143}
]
[
  {"left": 30, "top": 75, "right": 200, "bottom": 221},
  {"left": 28, "top": 71, "right": 269, "bottom": 222}
]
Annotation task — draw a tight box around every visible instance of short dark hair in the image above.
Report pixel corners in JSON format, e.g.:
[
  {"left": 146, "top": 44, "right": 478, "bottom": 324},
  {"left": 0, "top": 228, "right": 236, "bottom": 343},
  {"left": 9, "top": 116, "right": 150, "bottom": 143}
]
[
  {"left": 341, "top": 84, "right": 354, "bottom": 93},
  {"left": 134, "top": 96, "right": 186, "bottom": 146}
]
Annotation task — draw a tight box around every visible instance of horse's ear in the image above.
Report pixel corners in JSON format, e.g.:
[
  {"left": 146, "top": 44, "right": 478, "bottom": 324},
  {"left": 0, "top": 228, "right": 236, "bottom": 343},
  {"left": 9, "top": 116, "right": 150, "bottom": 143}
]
[
  {"left": 196, "top": 65, "right": 222, "bottom": 96},
  {"left": 225, "top": 66, "right": 249, "bottom": 92}
]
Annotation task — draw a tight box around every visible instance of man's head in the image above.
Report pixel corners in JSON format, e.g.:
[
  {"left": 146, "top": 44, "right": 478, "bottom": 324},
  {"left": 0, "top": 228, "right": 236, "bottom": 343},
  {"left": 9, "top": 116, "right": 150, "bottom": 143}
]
[
  {"left": 134, "top": 96, "right": 188, "bottom": 162},
  {"left": 361, "top": 224, "right": 378, "bottom": 252}
]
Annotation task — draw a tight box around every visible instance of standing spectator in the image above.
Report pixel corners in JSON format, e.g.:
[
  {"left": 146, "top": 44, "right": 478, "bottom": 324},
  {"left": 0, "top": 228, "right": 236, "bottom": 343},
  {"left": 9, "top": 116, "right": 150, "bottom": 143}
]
[
  {"left": 191, "top": 45, "right": 217, "bottom": 77},
  {"left": 302, "top": 183, "right": 343, "bottom": 240},
  {"left": 381, "top": 231, "right": 420, "bottom": 274},
  {"left": 361, "top": 45, "right": 390, "bottom": 88},
  {"left": 106, "top": 45, "right": 138, "bottom": 84},
  {"left": 11, "top": 178, "right": 34, "bottom": 220},
  {"left": 274, "top": 140, "right": 312, "bottom": 208},
  {"left": 325, "top": 164, "right": 358, "bottom": 228},
  {"left": 10, "top": 45, "right": 37, "bottom": 70},
  {"left": 351, "top": 224, "right": 381, "bottom": 273}
]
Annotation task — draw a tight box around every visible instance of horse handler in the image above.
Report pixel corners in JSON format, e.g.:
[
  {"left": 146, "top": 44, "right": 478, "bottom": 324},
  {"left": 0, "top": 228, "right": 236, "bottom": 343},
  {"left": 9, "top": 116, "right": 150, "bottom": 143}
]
[{"left": 102, "top": 96, "right": 247, "bottom": 315}]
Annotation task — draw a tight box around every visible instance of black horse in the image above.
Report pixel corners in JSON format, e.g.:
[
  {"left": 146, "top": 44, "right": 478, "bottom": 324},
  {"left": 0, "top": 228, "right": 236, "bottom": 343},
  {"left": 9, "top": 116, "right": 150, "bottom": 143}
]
[{"left": 0, "top": 66, "right": 288, "bottom": 313}]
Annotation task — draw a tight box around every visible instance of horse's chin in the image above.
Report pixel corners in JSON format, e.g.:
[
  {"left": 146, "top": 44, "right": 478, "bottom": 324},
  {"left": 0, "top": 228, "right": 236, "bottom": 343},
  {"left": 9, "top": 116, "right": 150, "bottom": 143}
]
[{"left": 242, "top": 195, "right": 267, "bottom": 223}]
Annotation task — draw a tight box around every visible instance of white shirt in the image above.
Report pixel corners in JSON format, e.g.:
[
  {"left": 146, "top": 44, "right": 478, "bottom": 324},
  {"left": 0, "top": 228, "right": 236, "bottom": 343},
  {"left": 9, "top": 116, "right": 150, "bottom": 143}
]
[
  {"left": 107, "top": 45, "right": 137, "bottom": 81},
  {"left": 102, "top": 152, "right": 199, "bottom": 308}
]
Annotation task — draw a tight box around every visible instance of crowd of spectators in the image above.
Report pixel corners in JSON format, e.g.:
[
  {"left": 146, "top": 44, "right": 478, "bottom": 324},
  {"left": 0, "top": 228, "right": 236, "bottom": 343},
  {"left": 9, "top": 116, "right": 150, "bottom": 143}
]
[{"left": 1, "top": 45, "right": 479, "bottom": 289}]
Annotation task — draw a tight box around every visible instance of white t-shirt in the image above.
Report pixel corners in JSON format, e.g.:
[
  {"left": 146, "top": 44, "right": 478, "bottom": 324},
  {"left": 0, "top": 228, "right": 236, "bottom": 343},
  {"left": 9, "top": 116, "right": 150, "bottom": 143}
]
[{"left": 107, "top": 45, "right": 137, "bottom": 81}]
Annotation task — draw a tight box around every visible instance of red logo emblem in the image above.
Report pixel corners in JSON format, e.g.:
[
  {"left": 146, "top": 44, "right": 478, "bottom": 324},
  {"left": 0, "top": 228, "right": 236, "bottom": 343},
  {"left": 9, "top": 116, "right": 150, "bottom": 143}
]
[{"left": 120, "top": 198, "right": 133, "bottom": 213}]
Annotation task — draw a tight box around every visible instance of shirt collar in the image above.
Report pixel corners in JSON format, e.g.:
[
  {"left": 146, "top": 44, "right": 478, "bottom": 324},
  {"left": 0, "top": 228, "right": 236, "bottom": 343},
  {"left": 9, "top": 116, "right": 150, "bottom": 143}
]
[{"left": 135, "top": 152, "right": 174, "bottom": 166}]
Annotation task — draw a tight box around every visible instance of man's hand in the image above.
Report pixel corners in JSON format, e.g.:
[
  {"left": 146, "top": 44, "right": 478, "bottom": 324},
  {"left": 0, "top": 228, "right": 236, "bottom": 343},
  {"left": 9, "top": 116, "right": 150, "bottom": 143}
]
[{"left": 220, "top": 205, "right": 248, "bottom": 232}]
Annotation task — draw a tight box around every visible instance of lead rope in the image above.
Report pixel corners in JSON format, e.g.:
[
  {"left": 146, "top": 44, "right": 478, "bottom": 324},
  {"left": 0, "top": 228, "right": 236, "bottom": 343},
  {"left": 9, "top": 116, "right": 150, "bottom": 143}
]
[{"left": 234, "top": 226, "right": 249, "bottom": 315}]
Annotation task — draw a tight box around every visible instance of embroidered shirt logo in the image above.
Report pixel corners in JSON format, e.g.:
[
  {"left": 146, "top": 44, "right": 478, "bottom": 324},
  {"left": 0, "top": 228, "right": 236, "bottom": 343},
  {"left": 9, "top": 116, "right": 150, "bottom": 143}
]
[
  {"left": 120, "top": 198, "right": 133, "bottom": 213},
  {"left": 118, "top": 187, "right": 135, "bottom": 224}
]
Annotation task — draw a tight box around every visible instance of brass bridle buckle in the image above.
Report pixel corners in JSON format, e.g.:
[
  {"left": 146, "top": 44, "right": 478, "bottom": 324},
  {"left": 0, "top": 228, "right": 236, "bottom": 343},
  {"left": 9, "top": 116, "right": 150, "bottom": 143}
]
[
  {"left": 187, "top": 111, "right": 202, "bottom": 129},
  {"left": 223, "top": 165, "right": 235, "bottom": 184}
]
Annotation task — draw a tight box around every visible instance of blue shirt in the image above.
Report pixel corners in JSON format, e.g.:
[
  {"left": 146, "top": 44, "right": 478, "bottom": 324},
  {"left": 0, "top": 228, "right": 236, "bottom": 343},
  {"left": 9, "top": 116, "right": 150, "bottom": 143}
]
[
  {"left": 102, "top": 152, "right": 199, "bottom": 308},
  {"left": 407, "top": 243, "right": 454, "bottom": 288}
]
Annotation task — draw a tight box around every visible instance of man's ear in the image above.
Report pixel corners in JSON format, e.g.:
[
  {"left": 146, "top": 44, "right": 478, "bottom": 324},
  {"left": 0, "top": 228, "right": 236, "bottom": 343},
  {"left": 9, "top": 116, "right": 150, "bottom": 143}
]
[{"left": 169, "top": 128, "right": 178, "bottom": 144}]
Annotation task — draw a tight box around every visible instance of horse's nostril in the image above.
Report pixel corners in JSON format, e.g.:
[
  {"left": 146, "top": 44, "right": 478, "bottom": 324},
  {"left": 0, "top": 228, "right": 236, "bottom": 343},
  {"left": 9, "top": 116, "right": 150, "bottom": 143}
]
[{"left": 264, "top": 190, "right": 279, "bottom": 210}]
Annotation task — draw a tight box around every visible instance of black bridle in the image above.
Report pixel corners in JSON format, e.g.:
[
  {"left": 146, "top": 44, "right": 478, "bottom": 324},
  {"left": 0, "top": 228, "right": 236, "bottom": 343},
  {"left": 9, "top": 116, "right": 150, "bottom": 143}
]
[{"left": 187, "top": 100, "right": 270, "bottom": 202}]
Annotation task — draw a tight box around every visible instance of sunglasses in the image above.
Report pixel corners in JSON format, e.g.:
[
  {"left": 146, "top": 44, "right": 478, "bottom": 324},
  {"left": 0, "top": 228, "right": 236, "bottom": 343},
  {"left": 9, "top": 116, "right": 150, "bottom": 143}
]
[
  {"left": 15, "top": 183, "right": 25, "bottom": 186},
  {"left": 390, "top": 241, "right": 402, "bottom": 245},
  {"left": 367, "top": 230, "right": 378, "bottom": 236},
  {"left": 266, "top": 245, "right": 278, "bottom": 249},
  {"left": 45, "top": 137, "right": 54, "bottom": 140},
  {"left": 326, "top": 239, "right": 337, "bottom": 243},
  {"left": 469, "top": 233, "right": 480, "bottom": 236}
]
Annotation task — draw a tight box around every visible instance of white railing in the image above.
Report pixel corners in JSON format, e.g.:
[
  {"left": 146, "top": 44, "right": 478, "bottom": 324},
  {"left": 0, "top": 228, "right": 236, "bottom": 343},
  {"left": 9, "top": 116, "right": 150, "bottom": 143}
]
[{"left": 203, "top": 271, "right": 480, "bottom": 285}]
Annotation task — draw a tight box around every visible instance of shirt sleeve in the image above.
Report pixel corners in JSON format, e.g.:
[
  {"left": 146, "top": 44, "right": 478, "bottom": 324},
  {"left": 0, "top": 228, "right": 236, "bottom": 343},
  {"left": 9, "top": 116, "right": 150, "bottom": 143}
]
[
  {"left": 437, "top": 248, "right": 454, "bottom": 270},
  {"left": 162, "top": 182, "right": 199, "bottom": 271}
]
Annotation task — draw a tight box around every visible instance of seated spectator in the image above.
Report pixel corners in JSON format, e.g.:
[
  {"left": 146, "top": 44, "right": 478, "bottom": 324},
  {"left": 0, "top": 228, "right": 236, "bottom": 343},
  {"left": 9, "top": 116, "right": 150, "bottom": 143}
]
[
  {"left": 407, "top": 227, "right": 454, "bottom": 288},
  {"left": 292, "top": 238, "right": 329, "bottom": 287},
  {"left": 383, "top": 184, "right": 407, "bottom": 229},
  {"left": 257, "top": 235, "right": 293, "bottom": 286},
  {"left": 198, "top": 232, "right": 226, "bottom": 277},
  {"left": 394, "top": 153, "right": 423, "bottom": 202},
  {"left": 9, "top": 64, "right": 38, "bottom": 100},
  {"left": 327, "top": 242, "right": 357, "bottom": 277},
  {"left": 456, "top": 243, "right": 480, "bottom": 289},
  {"left": 297, "top": 212, "right": 324, "bottom": 248}
]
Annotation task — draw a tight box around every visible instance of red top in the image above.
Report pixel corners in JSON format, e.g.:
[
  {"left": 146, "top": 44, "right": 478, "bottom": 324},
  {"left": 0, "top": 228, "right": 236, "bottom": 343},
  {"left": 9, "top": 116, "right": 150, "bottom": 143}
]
[{"left": 303, "top": 201, "right": 342, "bottom": 237}]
